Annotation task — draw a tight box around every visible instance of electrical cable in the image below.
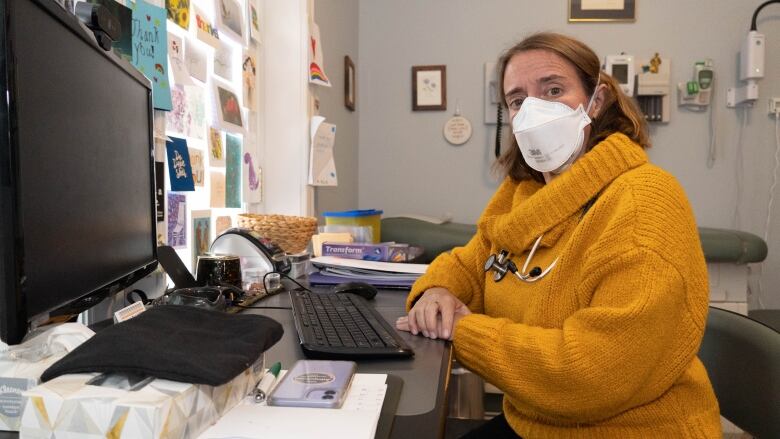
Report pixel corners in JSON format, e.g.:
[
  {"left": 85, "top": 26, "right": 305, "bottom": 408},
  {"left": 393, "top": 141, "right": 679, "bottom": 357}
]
[
  {"left": 733, "top": 107, "right": 747, "bottom": 228},
  {"left": 231, "top": 305, "right": 292, "bottom": 310},
  {"left": 494, "top": 104, "right": 503, "bottom": 158},
  {"left": 751, "top": 0, "right": 780, "bottom": 31},
  {"left": 756, "top": 113, "right": 780, "bottom": 308},
  {"left": 706, "top": 89, "right": 717, "bottom": 169}
]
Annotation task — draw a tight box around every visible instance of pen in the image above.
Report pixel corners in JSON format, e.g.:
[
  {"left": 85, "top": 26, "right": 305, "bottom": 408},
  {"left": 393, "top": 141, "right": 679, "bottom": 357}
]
[{"left": 253, "top": 361, "right": 282, "bottom": 403}]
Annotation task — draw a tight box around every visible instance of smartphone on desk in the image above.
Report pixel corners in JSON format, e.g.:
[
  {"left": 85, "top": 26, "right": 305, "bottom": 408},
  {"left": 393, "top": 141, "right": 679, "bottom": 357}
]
[{"left": 267, "top": 360, "right": 356, "bottom": 409}]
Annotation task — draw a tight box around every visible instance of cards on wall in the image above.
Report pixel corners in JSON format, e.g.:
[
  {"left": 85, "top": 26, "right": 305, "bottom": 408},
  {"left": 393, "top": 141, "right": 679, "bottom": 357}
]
[
  {"left": 191, "top": 210, "right": 211, "bottom": 268},
  {"left": 165, "top": 137, "right": 195, "bottom": 191},
  {"left": 309, "top": 23, "right": 330, "bottom": 87},
  {"left": 189, "top": 148, "right": 205, "bottom": 187},
  {"left": 167, "top": 193, "right": 187, "bottom": 249},
  {"left": 215, "top": 216, "right": 232, "bottom": 235},
  {"left": 165, "top": 0, "right": 190, "bottom": 31},
  {"left": 208, "top": 127, "right": 226, "bottom": 166},
  {"left": 214, "top": 83, "right": 245, "bottom": 133},
  {"left": 214, "top": 42, "right": 233, "bottom": 80},
  {"left": 242, "top": 151, "right": 262, "bottom": 203},
  {"left": 186, "top": 38, "right": 208, "bottom": 82},
  {"left": 210, "top": 172, "right": 226, "bottom": 208},
  {"left": 155, "top": 161, "right": 165, "bottom": 221},
  {"left": 168, "top": 33, "right": 193, "bottom": 86},
  {"left": 247, "top": 0, "right": 261, "bottom": 44},
  {"left": 242, "top": 51, "right": 257, "bottom": 111},
  {"left": 131, "top": 0, "right": 172, "bottom": 110},
  {"left": 167, "top": 85, "right": 206, "bottom": 139},
  {"left": 217, "top": 0, "right": 244, "bottom": 40},
  {"left": 308, "top": 116, "right": 338, "bottom": 186},
  {"left": 195, "top": 5, "right": 220, "bottom": 49},
  {"left": 225, "top": 134, "right": 242, "bottom": 208}
]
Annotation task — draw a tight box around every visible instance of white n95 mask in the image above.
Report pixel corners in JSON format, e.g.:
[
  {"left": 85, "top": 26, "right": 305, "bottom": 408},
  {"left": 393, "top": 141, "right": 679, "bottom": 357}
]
[{"left": 512, "top": 96, "right": 595, "bottom": 173}]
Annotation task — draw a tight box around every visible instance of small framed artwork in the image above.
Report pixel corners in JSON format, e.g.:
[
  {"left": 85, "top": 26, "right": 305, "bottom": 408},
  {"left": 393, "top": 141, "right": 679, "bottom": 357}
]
[
  {"left": 412, "top": 65, "right": 446, "bottom": 111},
  {"left": 344, "top": 55, "right": 356, "bottom": 111},
  {"left": 569, "top": 0, "right": 636, "bottom": 22}
]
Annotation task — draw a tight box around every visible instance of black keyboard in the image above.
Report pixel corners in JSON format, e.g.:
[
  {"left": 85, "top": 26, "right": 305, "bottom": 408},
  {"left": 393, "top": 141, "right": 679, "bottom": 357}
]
[{"left": 289, "top": 290, "right": 414, "bottom": 359}]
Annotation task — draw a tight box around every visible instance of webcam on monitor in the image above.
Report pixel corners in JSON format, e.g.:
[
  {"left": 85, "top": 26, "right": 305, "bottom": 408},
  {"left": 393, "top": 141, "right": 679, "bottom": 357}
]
[{"left": 74, "top": 1, "right": 120, "bottom": 51}]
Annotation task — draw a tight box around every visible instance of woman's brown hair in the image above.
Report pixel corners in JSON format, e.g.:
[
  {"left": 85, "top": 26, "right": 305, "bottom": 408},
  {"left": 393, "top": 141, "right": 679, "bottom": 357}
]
[{"left": 495, "top": 32, "right": 650, "bottom": 183}]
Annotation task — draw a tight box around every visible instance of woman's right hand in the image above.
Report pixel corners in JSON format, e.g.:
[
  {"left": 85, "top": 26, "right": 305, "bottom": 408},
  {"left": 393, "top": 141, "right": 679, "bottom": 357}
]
[{"left": 396, "top": 287, "right": 471, "bottom": 340}]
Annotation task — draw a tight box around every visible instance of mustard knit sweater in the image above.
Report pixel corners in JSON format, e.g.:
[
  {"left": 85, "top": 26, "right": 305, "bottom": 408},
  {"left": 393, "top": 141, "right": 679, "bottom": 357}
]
[{"left": 407, "top": 133, "right": 721, "bottom": 438}]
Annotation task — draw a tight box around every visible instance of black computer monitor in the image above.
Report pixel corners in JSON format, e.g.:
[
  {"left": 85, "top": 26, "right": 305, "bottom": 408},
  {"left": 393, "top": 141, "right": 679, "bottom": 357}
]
[{"left": 0, "top": 0, "right": 157, "bottom": 345}]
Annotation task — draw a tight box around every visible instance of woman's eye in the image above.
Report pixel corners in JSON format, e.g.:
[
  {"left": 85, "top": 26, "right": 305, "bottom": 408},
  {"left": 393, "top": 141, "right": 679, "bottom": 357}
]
[
  {"left": 548, "top": 87, "right": 563, "bottom": 97},
  {"left": 508, "top": 98, "right": 524, "bottom": 110}
]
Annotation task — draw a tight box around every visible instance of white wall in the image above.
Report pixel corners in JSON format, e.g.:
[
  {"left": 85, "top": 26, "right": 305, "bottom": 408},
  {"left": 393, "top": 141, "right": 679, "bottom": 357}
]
[
  {"left": 262, "top": 0, "right": 312, "bottom": 216},
  {"left": 357, "top": 0, "right": 780, "bottom": 308},
  {"left": 313, "top": 0, "right": 360, "bottom": 217}
]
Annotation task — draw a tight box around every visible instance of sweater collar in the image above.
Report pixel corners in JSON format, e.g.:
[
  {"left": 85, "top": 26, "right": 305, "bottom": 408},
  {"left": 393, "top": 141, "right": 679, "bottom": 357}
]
[{"left": 479, "top": 133, "right": 647, "bottom": 254}]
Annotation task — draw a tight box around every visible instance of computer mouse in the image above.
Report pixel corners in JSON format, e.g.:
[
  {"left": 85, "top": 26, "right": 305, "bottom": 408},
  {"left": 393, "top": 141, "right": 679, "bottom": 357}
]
[{"left": 332, "top": 282, "right": 378, "bottom": 300}]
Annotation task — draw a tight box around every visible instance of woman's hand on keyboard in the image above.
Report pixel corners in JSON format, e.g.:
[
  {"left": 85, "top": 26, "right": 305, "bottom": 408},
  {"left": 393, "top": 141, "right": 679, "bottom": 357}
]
[{"left": 395, "top": 287, "right": 471, "bottom": 340}]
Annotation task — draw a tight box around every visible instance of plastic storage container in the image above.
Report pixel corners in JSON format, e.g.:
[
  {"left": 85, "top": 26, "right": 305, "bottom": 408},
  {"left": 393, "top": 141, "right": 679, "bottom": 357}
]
[{"left": 322, "top": 209, "right": 383, "bottom": 243}]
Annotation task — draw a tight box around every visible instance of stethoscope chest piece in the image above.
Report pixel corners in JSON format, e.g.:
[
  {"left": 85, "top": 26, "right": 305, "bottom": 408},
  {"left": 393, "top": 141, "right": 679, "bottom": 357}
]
[{"left": 484, "top": 235, "right": 558, "bottom": 284}]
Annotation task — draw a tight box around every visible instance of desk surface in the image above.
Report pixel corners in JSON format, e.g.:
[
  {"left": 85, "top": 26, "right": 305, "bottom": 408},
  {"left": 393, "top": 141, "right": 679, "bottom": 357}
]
[{"left": 244, "top": 284, "right": 452, "bottom": 438}]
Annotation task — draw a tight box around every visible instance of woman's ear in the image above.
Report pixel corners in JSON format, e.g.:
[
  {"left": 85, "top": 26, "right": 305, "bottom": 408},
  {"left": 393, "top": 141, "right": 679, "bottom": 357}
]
[{"left": 590, "top": 83, "right": 608, "bottom": 119}]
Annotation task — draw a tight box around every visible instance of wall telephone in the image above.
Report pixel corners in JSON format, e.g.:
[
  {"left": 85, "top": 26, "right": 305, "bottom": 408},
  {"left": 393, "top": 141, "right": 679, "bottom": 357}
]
[{"left": 484, "top": 62, "right": 508, "bottom": 158}]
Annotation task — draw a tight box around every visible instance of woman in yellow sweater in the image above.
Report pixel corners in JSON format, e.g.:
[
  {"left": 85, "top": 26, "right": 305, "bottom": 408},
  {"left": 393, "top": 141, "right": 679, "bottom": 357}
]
[{"left": 396, "top": 33, "right": 721, "bottom": 438}]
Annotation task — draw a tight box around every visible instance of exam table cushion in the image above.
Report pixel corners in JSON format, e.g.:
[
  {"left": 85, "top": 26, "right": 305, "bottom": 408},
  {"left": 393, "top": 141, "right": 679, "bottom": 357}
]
[
  {"left": 41, "top": 305, "right": 283, "bottom": 386},
  {"left": 381, "top": 218, "right": 767, "bottom": 264}
]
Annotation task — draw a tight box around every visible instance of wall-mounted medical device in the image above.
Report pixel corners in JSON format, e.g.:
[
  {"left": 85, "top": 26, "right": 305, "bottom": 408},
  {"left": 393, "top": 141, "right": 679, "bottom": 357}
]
[
  {"left": 604, "top": 54, "right": 635, "bottom": 97},
  {"left": 678, "top": 59, "right": 714, "bottom": 108},
  {"left": 727, "top": 31, "right": 764, "bottom": 107},
  {"left": 636, "top": 56, "right": 671, "bottom": 123},
  {"left": 726, "top": 0, "right": 778, "bottom": 107}
]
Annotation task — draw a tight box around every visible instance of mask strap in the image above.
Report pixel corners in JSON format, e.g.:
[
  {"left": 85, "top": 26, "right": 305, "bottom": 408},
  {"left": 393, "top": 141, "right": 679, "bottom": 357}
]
[{"left": 585, "top": 76, "right": 601, "bottom": 114}]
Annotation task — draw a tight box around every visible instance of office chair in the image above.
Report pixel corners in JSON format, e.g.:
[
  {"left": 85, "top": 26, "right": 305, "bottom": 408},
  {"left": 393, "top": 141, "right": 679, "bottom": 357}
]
[{"left": 698, "top": 306, "right": 780, "bottom": 439}]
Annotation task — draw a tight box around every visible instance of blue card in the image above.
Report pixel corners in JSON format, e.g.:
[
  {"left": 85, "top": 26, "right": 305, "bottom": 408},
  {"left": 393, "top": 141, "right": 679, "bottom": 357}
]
[
  {"left": 131, "top": 0, "right": 172, "bottom": 111},
  {"left": 225, "top": 134, "right": 242, "bottom": 208},
  {"left": 166, "top": 137, "right": 195, "bottom": 192}
]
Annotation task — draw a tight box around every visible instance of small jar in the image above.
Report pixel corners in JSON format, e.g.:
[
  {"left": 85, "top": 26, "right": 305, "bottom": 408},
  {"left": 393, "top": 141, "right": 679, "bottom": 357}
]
[{"left": 243, "top": 268, "right": 268, "bottom": 296}]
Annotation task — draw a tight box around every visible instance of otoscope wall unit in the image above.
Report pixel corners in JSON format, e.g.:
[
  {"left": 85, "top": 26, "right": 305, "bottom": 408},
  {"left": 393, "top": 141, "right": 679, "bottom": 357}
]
[{"left": 635, "top": 55, "right": 671, "bottom": 123}]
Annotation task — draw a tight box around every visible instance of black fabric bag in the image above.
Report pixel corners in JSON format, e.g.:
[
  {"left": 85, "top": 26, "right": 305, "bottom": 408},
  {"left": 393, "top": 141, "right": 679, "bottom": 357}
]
[{"left": 42, "top": 305, "right": 283, "bottom": 386}]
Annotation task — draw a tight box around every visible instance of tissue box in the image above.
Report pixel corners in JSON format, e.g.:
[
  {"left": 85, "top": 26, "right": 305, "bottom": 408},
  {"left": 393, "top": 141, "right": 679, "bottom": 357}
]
[
  {"left": 0, "top": 353, "right": 66, "bottom": 431},
  {"left": 20, "top": 355, "right": 264, "bottom": 438}
]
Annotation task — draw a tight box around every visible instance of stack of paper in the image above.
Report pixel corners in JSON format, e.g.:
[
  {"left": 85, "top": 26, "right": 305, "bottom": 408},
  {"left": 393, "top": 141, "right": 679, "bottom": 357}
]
[
  {"left": 309, "top": 256, "right": 428, "bottom": 288},
  {"left": 199, "top": 373, "right": 388, "bottom": 439}
]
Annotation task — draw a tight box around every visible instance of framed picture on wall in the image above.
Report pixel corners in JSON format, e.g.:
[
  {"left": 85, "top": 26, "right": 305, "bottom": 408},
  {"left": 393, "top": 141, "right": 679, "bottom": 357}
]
[
  {"left": 569, "top": 0, "right": 636, "bottom": 22},
  {"left": 412, "top": 65, "right": 446, "bottom": 111},
  {"left": 344, "top": 55, "right": 356, "bottom": 111}
]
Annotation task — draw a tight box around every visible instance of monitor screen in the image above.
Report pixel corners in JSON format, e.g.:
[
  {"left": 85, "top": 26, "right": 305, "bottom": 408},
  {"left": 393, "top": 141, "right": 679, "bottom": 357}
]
[
  {"left": 0, "top": 0, "right": 157, "bottom": 344},
  {"left": 612, "top": 63, "right": 629, "bottom": 84}
]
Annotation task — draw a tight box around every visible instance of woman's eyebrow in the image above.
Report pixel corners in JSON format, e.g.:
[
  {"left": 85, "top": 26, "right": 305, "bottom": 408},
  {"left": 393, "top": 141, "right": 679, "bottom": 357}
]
[{"left": 538, "top": 74, "right": 565, "bottom": 84}]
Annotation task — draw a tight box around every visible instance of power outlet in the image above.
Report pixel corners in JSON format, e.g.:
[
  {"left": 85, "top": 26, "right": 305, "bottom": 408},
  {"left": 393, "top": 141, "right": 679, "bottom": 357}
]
[{"left": 770, "top": 98, "right": 780, "bottom": 115}]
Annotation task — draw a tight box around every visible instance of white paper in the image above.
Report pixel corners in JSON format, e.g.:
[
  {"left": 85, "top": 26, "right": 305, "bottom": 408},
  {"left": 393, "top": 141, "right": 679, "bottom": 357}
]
[
  {"left": 214, "top": 41, "right": 233, "bottom": 81},
  {"left": 167, "top": 33, "right": 193, "bottom": 86},
  {"left": 311, "top": 256, "right": 429, "bottom": 275},
  {"left": 581, "top": 0, "right": 624, "bottom": 10},
  {"left": 308, "top": 116, "right": 338, "bottom": 186},
  {"left": 416, "top": 70, "right": 442, "bottom": 106},
  {"left": 186, "top": 39, "right": 208, "bottom": 82},
  {"left": 247, "top": 0, "right": 261, "bottom": 44},
  {"left": 199, "top": 373, "right": 387, "bottom": 439}
]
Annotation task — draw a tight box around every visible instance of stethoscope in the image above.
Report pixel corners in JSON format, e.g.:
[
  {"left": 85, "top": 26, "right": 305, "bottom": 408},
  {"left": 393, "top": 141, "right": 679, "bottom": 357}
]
[{"left": 484, "top": 234, "right": 559, "bottom": 283}]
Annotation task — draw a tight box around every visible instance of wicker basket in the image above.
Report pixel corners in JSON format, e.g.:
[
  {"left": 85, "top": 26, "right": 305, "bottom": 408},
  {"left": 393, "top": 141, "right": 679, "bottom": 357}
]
[{"left": 237, "top": 213, "right": 318, "bottom": 254}]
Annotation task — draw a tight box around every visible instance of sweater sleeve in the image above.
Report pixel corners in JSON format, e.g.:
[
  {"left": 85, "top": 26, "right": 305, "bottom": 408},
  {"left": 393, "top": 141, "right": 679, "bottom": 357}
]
[
  {"left": 405, "top": 229, "right": 491, "bottom": 312},
  {"left": 453, "top": 246, "right": 703, "bottom": 424}
]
